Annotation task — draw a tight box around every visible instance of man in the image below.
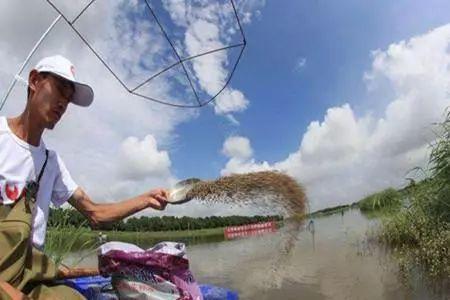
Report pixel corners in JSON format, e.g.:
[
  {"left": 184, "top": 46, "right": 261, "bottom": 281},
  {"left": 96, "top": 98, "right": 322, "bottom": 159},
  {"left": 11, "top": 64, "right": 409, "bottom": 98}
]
[{"left": 0, "top": 55, "right": 169, "bottom": 298}]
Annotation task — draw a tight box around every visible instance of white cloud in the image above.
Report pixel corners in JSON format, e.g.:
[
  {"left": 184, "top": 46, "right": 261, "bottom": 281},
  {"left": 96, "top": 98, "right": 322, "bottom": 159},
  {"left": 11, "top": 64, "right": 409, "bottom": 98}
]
[
  {"left": 162, "top": 0, "right": 262, "bottom": 122},
  {"left": 214, "top": 88, "right": 249, "bottom": 115},
  {"left": 294, "top": 57, "right": 307, "bottom": 72},
  {"left": 221, "top": 157, "right": 272, "bottom": 176},
  {"left": 117, "top": 135, "right": 171, "bottom": 181},
  {"left": 184, "top": 19, "right": 226, "bottom": 94},
  {"left": 221, "top": 24, "right": 450, "bottom": 211},
  {"left": 221, "top": 136, "right": 271, "bottom": 176},
  {"left": 235, "top": 0, "right": 266, "bottom": 24},
  {"left": 222, "top": 136, "right": 253, "bottom": 159},
  {"left": 160, "top": 0, "right": 188, "bottom": 27}
]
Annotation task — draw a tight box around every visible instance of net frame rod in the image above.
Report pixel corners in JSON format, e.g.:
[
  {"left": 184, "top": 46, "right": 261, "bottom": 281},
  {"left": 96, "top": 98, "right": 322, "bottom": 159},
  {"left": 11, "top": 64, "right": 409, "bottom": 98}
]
[
  {"left": 200, "top": 40, "right": 246, "bottom": 107},
  {"left": 42, "top": 0, "right": 246, "bottom": 108},
  {"left": 231, "top": 0, "right": 246, "bottom": 44},
  {"left": 45, "top": 0, "right": 132, "bottom": 93},
  {"left": 0, "top": 14, "right": 62, "bottom": 111},
  {"left": 143, "top": 0, "right": 201, "bottom": 106},
  {"left": 131, "top": 43, "right": 245, "bottom": 93},
  {"left": 71, "top": 0, "right": 96, "bottom": 24},
  {"left": 131, "top": 41, "right": 245, "bottom": 108}
]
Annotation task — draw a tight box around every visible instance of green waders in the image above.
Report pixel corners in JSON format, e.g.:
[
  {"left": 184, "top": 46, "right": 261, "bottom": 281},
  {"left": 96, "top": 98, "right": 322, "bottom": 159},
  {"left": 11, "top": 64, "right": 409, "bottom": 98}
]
[{"left": 0, "top": 150, "right": 84, "bottom": 299}]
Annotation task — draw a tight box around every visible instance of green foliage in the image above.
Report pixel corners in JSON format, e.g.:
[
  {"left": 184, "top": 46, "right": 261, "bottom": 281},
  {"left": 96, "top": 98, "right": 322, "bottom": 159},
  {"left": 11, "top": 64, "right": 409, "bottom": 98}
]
[
  {"left": 48, "top": 209, "right": 282, "bottom": 232},
  {"left": 380, "top": 180, "right": 449, "bottom": 278},
  {"left": 358, "top": 188, "right": 401, "bottom": 213},
  {"left": 48, "top": 206, "right": 87, "bottom": 228},
  {"left": 94, "top": 227, "right": 226, "bottom": 247},
  {"left": 428, "top": 109, "right": 450, "bottom": 222},
  {"left": 113, "top": 215, "right": 282, "bottom": 232},
  {"left": 308, "top": 204, "right": 351, "bottom": 218},
  {"left": 379, "top": 110, "right": 450, "bottom": 280},
  {"left": 45, "top": 208, "right": 97, "bottom": 266},
  {"left": 46, "top": 207, "right": 282, "bottom": 258}
]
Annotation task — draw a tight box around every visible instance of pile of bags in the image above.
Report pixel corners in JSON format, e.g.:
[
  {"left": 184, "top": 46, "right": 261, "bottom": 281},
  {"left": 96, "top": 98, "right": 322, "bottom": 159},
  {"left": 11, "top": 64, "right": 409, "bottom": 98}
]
[
  {"left": 63, "top": 241, "right": 238, "bottom": 299},
  {"left": 98, "top": 241, "right": 203, "bottom": 300}
]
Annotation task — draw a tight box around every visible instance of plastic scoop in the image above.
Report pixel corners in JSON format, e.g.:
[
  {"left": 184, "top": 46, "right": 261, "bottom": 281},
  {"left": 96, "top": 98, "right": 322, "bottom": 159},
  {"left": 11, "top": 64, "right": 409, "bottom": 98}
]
[{"left": 167, "top": 178, "right": 201, "bottom": 205}]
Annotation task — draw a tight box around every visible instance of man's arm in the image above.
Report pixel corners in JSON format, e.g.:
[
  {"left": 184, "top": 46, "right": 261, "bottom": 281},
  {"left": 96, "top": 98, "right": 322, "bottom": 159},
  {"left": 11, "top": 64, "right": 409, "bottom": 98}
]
[{"left": 68, "top": 187, "right": 168, "bottom": 228}]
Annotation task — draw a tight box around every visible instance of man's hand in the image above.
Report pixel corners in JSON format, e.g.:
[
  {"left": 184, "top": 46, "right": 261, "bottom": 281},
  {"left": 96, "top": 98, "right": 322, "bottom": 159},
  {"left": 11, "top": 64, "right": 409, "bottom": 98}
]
[{"left": 143, "top": 188, "right": 169, "bottom": 211}]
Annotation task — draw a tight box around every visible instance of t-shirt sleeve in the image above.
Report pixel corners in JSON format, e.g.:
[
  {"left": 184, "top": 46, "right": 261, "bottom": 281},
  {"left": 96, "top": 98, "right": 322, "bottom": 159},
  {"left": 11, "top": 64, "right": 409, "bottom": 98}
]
[{"left": 51, "top": 153, "right": 78, "bottom": 207}]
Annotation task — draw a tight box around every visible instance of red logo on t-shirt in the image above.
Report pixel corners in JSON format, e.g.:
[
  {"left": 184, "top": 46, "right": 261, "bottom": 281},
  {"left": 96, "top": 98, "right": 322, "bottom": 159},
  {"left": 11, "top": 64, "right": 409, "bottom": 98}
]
[{"left": 5, "top": 183, "right": 19, "bottom": 201}]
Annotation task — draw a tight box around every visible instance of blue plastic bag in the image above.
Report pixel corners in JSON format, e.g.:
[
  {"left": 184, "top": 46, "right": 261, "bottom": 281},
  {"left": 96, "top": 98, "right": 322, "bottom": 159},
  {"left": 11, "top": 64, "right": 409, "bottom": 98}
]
[
  {"left": 199, "top": 284, "right": 239, "bottom": 300},
  {"left": 63, "top": 276, "right": 239, "bottom": 300}
]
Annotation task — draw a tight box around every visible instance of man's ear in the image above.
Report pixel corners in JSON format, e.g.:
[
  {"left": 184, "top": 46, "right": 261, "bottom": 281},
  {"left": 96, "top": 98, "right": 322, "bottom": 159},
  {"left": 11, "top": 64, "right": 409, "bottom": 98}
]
[{"left": 28, "top": 70, "right": 40, "bottom": 93}]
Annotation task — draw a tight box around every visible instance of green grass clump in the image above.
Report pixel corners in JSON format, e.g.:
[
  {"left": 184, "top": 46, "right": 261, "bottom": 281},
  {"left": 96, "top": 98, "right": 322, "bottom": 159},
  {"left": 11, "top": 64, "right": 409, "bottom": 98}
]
[
  {"left": 427, "top": 109, "right": 450, "bottom": 223},
  {"left": 44, "top": 209, "right": 97, "bottom": 266},
  {"left": 45, "top": 225, "right": 228, "bottom": 263},
  {"left": 358, "top": 188, "right": 402, "bottom": 213},
  {"left": 379, "top": 110, "right": 450, "bottom": 280},
  {"left": 380, "top": 181, "right": 449, "bottom": 278}
]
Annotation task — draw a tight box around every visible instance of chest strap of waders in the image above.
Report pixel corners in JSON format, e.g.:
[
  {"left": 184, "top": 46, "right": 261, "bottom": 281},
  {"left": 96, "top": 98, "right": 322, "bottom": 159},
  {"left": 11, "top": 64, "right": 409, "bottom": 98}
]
[
  {"left": 23, "top": 149, "right": 49, "bottom": 213},
  {"left": 26, "top": 149, "right": 49, "bottom": 201}
]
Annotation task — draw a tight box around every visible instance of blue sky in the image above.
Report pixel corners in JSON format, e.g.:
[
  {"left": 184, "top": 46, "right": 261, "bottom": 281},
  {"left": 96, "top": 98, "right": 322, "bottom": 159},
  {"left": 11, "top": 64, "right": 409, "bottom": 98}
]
[{"left": 171, "top": 0, "right": 450, "bottom": 180}]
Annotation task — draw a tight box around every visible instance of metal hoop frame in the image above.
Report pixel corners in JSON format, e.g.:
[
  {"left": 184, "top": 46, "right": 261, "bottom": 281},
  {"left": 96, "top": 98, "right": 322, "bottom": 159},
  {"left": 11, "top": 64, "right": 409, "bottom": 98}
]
[
  {"left": 46, "top": 0, "right": 246, "bottom": 108},
  {"left": 1, "top": 0, "right": 246, "bottom": 110}
]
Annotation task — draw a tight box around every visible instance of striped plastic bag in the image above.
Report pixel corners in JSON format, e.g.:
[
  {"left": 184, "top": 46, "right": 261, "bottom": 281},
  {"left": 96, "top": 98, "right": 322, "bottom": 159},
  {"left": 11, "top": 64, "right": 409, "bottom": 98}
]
[{"left": 98, "top": 241, "right": 203, "bottom": 300}]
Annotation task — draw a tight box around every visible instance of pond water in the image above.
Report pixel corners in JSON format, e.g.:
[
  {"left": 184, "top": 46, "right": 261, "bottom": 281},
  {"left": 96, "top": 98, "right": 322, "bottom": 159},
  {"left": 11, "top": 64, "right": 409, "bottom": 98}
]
[{"left": 65, "top": 209, "right": 447, "bottom": 299}]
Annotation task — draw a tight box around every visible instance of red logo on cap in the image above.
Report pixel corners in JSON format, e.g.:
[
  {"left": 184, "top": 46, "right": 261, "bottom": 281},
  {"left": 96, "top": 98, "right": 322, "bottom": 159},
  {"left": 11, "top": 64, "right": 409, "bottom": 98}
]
[{"left": 70, "top": 65, "right": 75, "bottom": 77}]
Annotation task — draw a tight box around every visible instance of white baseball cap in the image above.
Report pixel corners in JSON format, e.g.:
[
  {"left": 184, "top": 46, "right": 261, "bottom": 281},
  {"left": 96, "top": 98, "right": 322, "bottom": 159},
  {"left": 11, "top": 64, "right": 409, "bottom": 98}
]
[{"left": 34, "top": 55, "right": 94, "bottom": 107}]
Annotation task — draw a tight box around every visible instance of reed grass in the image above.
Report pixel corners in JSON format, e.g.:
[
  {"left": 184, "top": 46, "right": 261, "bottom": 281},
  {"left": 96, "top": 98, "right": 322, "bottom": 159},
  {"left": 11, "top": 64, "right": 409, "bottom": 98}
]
[
  {"left": 379, "top": 109, "right": 450, "bottom": 280},
  {"left": 358, "top": 188, "right": 402, "bottom": 213},
  {"left": 44, "top": 209, "right": 97, "bottom": 266}
]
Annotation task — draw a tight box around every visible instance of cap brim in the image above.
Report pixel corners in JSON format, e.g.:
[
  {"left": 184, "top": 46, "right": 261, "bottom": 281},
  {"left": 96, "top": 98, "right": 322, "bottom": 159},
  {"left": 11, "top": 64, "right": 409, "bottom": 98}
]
[{"left": 71, "top": 82, "right": 94, "bottom": 107}]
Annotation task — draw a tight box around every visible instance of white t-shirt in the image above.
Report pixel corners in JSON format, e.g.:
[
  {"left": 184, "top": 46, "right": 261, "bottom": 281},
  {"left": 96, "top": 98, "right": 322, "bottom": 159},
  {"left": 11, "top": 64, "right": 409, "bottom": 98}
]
[{"left": 0, "top": 117, "right": 78, "bottom": 249}]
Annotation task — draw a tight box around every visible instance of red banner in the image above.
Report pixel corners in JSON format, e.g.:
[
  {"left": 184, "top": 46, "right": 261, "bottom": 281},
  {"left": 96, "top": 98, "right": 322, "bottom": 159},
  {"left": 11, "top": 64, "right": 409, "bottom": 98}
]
[{"left": 224, "top": 221, "right": 277, "bottom": 240}]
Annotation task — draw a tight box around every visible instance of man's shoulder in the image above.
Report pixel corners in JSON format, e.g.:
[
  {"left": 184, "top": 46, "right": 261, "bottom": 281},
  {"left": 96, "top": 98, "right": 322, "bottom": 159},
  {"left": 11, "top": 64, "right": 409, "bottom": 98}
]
[
  {"left": 46, "top": 149, "right": 70, "bottom": 169},
  {"left": 46, "top": 149, "right": 61, "bottom": 163}
]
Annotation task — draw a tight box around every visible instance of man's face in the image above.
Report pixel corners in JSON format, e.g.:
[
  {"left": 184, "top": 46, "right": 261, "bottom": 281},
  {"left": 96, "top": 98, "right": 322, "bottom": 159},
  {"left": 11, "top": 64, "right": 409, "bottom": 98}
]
[{"left": 29, "top": 71, "right": 75, "bottom": 129}]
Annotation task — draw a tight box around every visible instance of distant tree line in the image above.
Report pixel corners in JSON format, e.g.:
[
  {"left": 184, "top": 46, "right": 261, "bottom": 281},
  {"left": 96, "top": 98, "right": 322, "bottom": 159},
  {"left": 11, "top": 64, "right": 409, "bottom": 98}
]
[{"left": 48, "top": 207, "right": 283, "bottom": 232}]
